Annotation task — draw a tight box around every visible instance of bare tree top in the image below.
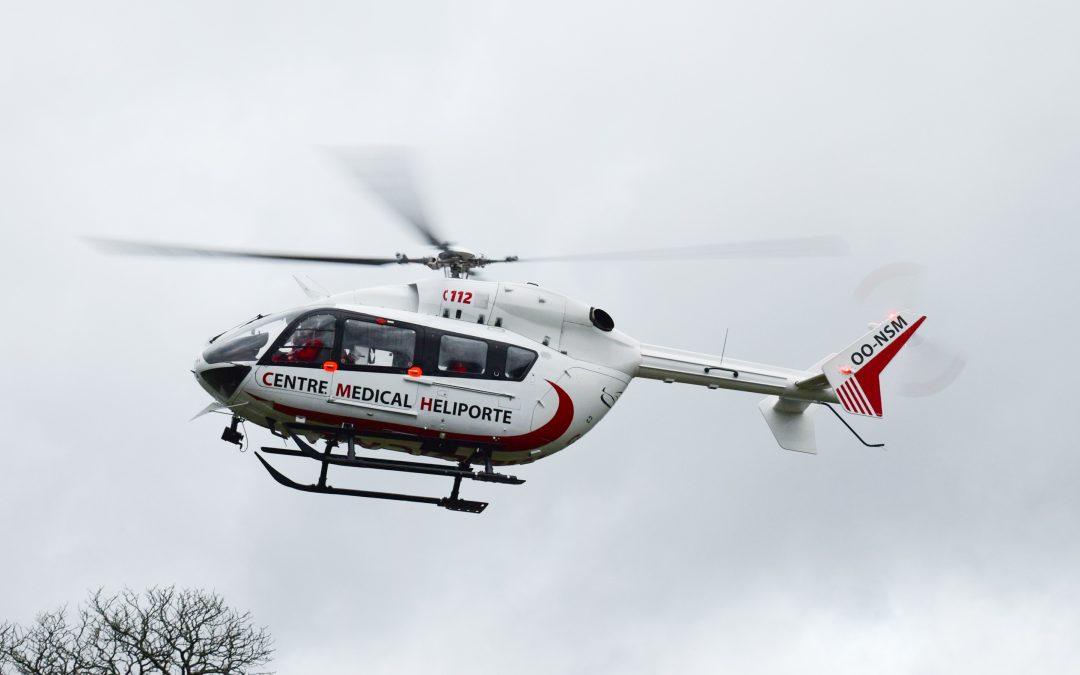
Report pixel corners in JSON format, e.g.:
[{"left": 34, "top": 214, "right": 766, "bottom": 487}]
[{"left": 1, "top": 587, "right": 273, "bottom": 675}]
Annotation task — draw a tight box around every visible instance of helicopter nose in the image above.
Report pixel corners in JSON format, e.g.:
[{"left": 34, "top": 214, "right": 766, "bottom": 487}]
[{"left": 193, "top": 355, "right": 251, "bottom": 402}]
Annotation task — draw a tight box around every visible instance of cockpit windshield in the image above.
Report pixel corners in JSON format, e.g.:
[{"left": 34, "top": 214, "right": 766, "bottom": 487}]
[{"left": 203, "top": 310, "right": 302, "bottom": 364}]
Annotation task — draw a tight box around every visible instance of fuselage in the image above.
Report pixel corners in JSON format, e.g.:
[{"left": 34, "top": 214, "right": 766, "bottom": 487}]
[{"left": 194, "top": 278, "right": 640, "bottom": 465}]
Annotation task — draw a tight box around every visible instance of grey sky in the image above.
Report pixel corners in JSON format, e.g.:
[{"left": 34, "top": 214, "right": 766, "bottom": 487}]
[{"left": 2, "top": 1, "right": 1078, "bottom": 673}]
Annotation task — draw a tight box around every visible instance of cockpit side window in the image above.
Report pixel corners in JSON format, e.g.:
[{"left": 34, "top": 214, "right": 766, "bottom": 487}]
[
  {"left": 504, "top": 346, "right": 537, "bottom": 380},
  {"left": 438, "top": 335, "right": 488, "bottom": 375},
  {"left": 269, "top": 313, "right": 337, "bottom": 365},
  {"left": 203, "top": 311, "right": 300, "bottom": 364},
  {"left": 340, "top": 319, "right": 416, "bottom": 370}
]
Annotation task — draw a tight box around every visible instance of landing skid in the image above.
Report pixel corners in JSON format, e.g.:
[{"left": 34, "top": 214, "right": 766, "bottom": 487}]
[{"left": 254, "top": 422, "right": 524, "bottom": 514}]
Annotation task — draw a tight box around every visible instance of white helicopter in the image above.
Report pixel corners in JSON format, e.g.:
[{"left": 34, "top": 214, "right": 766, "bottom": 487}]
[{"left": 95, "top": 151, "right": 925, "bottom": 513}]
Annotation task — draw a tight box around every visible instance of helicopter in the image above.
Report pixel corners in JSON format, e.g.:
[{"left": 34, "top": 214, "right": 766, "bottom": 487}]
[{"left": 93, "top": 149, "right": 926, "bottom": 514}]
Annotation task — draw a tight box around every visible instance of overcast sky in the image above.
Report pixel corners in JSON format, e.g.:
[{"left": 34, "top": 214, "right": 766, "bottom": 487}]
[{"left": 2, "top": 1, "right": 1079, "bottom": 673}]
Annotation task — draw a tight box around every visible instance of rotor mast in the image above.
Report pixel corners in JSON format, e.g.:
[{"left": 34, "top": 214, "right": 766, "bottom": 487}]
[{"left": 412, "top": 247, "right": 520, "bottom": 279}]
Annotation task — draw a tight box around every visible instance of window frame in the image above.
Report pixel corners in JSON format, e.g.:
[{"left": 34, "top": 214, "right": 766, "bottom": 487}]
[
  {"left": 259, "top": 309, "right": 538, "bottom": 381},
  {"left": 258, "top": 310, "right": 342, "bottom": 370},
  {"left": 421, "top": 329, "right": 538, "bottom": 382},
  {"left": 503, "top": 344, "right": 539, "bottom": 381},
  {"left": 259, "top": 309, "right": 425, "bottom": 372},
  {"left": 434, "top": 333, "right": 491, "bottom": 377},
  {"left": 336, "top": 314, "right": 423, "bottom": 375}
]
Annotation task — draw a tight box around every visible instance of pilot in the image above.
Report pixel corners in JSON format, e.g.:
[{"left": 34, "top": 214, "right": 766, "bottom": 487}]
[
  {"left": 292, "top": 338, "right": 324, "bottom": 362},
  {"left": 271, "top": 337, "right": 324, "bottom": 363}
]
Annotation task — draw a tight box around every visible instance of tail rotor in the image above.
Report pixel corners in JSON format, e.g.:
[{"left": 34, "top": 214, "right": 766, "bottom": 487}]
[{"left": 852, "top": 263, "right": 966, "bottom": 398}]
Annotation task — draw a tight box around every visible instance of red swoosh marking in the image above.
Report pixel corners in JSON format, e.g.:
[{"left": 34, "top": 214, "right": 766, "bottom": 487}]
[
  {"left": 851, "top": 315, "right": 926, "bottom": 417},
  {"left": 247, "top": 379, "right": 574, "bottom": 454}
]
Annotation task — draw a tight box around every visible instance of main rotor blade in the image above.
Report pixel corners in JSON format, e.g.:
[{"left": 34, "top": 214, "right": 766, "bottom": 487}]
[
  {"left": 514, "top": 235, "right": 850, "bottom": 263},
  {"left": 86, "top": 238, "right": 418, "bottom": 266},
  {"left": 326, "top": 146, "right": 451, "bottom": 251}
]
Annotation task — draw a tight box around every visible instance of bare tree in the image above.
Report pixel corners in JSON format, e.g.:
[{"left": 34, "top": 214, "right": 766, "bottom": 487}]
[{"left": 0, "top": 588, "right": 272, "bottom": 675}]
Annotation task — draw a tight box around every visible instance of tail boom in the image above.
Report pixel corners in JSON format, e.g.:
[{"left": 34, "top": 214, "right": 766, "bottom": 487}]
[
  {"left": 636, "top": 344, "right": 838, "bottom": 404},
  {"left": 636, "top": 310, "right": 927, "bottom": 452}
]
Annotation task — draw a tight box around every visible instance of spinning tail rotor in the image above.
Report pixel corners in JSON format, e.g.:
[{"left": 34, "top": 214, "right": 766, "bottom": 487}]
[{"left": 852, "top": 263, "right": 966, "bottom": 398}]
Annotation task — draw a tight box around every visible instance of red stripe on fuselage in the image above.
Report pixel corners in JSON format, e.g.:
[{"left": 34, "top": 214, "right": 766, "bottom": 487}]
[{"left": 247, "top": 380, "right": 574, "bottom": 453}]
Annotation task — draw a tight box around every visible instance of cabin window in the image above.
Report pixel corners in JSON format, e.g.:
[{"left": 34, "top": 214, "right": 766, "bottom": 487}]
[
  {"left": 203, "top": 311, "right": 300, "bottom": 364},
  {"left": 438, "top": 335, "right": 487, "bottom": 375},
  {"left": 340, "top": 319, "right": 416, "bottom": 369},
  {"left": 505, "top": 346, "right": 537, "bottom": 379},
  {"left": 269, "top": 313, "right": 337, "bottom": 365}
]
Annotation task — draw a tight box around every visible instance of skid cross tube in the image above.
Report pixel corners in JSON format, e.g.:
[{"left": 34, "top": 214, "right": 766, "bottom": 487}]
[
  {"left": 256, "top": 453, "right": 438, "bottom": 505},
  {"left": 252, "top": 422, "right": 525, "bottom": 514},
  {"left": 260, "top": 445, "right": 524, "bottom": 484},
  {"left": 277, "top": 424, "right": 524, "bottom": 484},
  {"left": 255, "top": 452, "right": 490, "bottom": 513}
]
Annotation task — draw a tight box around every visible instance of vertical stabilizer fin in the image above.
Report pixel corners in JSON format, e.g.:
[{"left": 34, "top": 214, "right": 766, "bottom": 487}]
[
  {"left": 758, "top": 396, "right": 817, "bottom": 454},
  {"left": 823, "top": 311, "right": 926, "bottom": 418}
]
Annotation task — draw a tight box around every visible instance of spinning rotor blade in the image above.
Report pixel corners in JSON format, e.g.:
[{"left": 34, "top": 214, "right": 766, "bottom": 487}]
[
  {"left": 326, "top": 146, "right": 451, "bottom": 251},
  {"left": 86, "top": 238, "right": 418, "bottom": 266},
  {"left": 515, "top": 235, "right": 849, "bottom": 263},
  {"left": 894, "top": 335, "right": 967, "bottom": 398},
  {"left": 852, "top": 262, "right": 966, "bottom": 398}
]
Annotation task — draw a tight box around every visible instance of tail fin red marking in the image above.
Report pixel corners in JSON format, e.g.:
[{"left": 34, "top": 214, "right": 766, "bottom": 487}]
[{"left": 823, "top": 312, "right": 926, "bottom": 418}]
